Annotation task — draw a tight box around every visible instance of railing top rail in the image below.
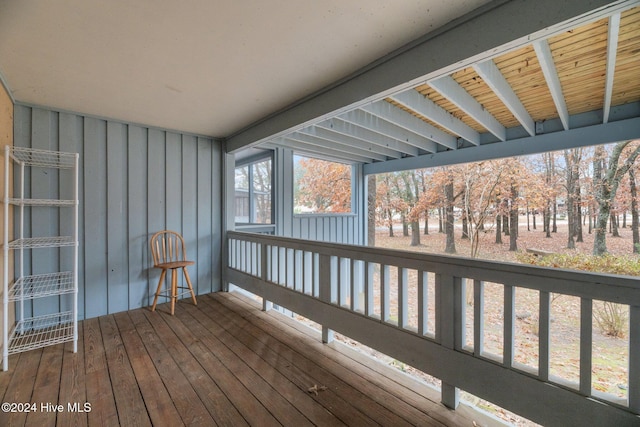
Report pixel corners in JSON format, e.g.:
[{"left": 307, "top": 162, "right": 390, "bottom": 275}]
[{"left": 228, "top": 230, "right": 640, "bottom": 305}]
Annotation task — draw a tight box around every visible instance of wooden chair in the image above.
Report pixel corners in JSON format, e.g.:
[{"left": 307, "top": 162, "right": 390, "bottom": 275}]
[{"left": 150, "top": 230, "right": 197, "bottom": 315}]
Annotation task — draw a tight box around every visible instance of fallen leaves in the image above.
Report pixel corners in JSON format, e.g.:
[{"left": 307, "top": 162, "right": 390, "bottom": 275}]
[{"left": 307, "top": 384, "right": 328, "bottom": 396}]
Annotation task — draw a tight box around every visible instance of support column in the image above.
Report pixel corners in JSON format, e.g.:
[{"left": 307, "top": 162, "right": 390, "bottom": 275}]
[{"left": 221, "top": 147, "right": 236, "bottom": 292}]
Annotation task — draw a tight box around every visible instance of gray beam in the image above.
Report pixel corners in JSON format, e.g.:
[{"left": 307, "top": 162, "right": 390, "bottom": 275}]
[
  {"left": 312, "top": 120, "right": 405, "bottom": 158},
  {"left": 428, "top": 76, "right": 507, "bottom": 141},
  {"left": 603, "top": 13, "right": 621, "bottom": 124},
  {"left": 273, "top": 136, "right": 376, "bottom": 164},
  {"left": 363, "top": 116, "right": 640, "bottom": 175},
  {"left": 473, "top": 60, "right": 535, "bottom": 136},
  {"left": 359, "top": 102, "right": 440, "bottom": 152},
  {"left": 337, "top": 109, "right": 425, "bottom": 155},
  {"left": 226, "top": 0, "right": 631, "bottom": 152},
  {"left": 287, "top": 131, "right": 388, "bottom": 161},
  {"left": 533, "top": 39, "right": 570, "bottom": 130},
  {"left": 390, "top": 89, "right": 478, "bottom": 145}
]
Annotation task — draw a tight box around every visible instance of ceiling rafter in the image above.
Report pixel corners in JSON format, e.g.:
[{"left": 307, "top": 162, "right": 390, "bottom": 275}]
[
  {"left": 603, "top": 12, "right": 621, "bottom": 123},
  {"left": 532, "top": 39, "right": 570, "bottom": 130},
  {"left": 300, "top": 124, "right": 400, "bottom": 159},
  {"left": 472, "top": 60, "right": 536, "bottom": 136},
  {"left": 273, "top": 136, "right": 377, "bottom": 164},
  {"left": 264, "top": 141, "right": 367, "bottom": 165},
  {"left": 287, "top": 131, "right": 388, "bottom": 162},
  {"left": 358, "top": 102, "right": 440, "bottom": 153},
  {"left": 336, "top": 110, "right": 423, "bottom": 157},
  {"left": 314, "top": 119, "right": 405, "bottom": 159},
  {"left": 389, "top": 89, "right": 479, "bottom": 146},
  {"left": 428, "top": 75, "right": 507, "bottom": 141}
]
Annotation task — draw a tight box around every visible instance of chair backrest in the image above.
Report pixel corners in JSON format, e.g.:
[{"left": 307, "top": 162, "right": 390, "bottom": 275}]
[{"left": 150, "top": 230, "right": 189, "bottom": 266}]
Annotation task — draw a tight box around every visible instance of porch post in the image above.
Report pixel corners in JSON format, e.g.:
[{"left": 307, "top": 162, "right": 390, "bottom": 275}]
[
  {"left": 436, "top": 273, "right": 463, "bottom": 409},
  {"left": 221, "top": 147, "right": 235, "bottom": 292}
]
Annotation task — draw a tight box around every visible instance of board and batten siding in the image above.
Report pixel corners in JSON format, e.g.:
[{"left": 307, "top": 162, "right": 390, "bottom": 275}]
[{"left": 13, "top": 105, "right": 222, "bottom": 320}]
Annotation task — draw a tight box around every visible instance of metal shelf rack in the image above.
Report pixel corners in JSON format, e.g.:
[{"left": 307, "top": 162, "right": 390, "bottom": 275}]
[{"left": 2, "top": 146, "right": 79, "bottom": 371}]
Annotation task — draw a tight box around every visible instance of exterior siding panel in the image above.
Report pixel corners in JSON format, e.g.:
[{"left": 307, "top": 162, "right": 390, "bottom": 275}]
[{"left": 12, "top": 105, "right": 221, "bottom": 319}]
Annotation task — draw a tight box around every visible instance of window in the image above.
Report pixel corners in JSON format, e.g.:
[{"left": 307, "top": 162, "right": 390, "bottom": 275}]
[
  {"left": 293, "top": 155, "right": 352, "bottom": 214},
  {"left": 235, "top": 156, "right": 272, "bottom": 224}
]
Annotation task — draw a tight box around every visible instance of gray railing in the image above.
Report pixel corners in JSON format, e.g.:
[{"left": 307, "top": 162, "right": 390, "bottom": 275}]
[{"left": 225, "top": 231, "right": 640, "bottom": 426}]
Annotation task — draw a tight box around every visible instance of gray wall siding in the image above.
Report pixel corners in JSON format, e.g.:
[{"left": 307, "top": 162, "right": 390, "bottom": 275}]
[{"left": 12, "top": 105, "right": 222, "bottom": 320}]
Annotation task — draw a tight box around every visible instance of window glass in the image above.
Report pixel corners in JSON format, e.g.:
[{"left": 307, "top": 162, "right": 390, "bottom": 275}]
[{"left": 293, "top": 155, "right": 352, "bottom": 214}]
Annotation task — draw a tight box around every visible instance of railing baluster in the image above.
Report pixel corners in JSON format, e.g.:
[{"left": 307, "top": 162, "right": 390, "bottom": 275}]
[
  {"left": 418, "top": 271, "right": 428, "bottom": 335},
  {"left": 381, "top": 264, "right": 390, "bottom": 322},
  {"left": 319, "top": 253, "right": 334, "bottom": 343},
  {"left": 365, "top": 262, "right": 374, "bottom": 317},
  {"left": 399, "top": 267, "right": 408, "bottom": 328},
  {"left": 313, "top": 253, "right": 319, "bottom": 297},
  {"left": 579, "top": 298, "right": 592, "bottom": 396},
  {"left": 350, "top": 259, "right": 356, "bottom": 311},
  {"left": 629, "top": 305, "right": 640, "bottom": 412},
  {"left": 474, "top": 279, "right": 484, "bottom": 356},
  {"left": 504, "top": 284, "right": 515, "bottom": 367},
  {"left": 539, "top": 291, "right": 551, "bottom": 381}
]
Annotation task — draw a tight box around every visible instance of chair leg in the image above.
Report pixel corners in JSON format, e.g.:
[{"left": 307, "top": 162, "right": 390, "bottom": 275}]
[
  {"left": 151, "top": 269, "right": 167, "bottom": 312},
  {"left": 182, "top": 267, "right": 197, "bottom": 305},
  {"left": 171, "top": 269, "right": 178, "bottom": 315}
]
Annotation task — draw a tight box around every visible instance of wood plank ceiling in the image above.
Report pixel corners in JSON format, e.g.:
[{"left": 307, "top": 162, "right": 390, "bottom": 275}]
[{"left": 262, "top": 5, "right": 640, "bottom": 171}]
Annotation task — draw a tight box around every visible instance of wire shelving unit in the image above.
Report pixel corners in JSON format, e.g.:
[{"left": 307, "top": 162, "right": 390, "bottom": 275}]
[{"left": 2, "top": 146, "right": 79, "bottom": 371}]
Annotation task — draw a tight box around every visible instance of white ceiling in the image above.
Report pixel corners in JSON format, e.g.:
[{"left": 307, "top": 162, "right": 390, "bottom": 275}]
[{"left": 0, "top": 0, "right": 492, "bottom": 138}]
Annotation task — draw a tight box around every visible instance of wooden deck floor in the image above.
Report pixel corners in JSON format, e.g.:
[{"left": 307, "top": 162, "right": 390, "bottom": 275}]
[{"left": 0, "top": 292, "right": 486, "bottom": 427}]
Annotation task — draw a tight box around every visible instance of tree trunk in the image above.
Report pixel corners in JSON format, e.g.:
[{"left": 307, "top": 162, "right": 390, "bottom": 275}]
[
  {"left": 552, "top": 200, "right": 558, "bottom": 233},
  {"left": 503, "top": 214, "right": 509, "bottom": 236},
  {"left": 533, "top": 212, "right": 537, "bottom": 230},
  {"left": 593, "top": 141, "right": 640, "bottom": 255},
  {"left": 402, "top": 212, "right": 409, "bottom": 237},
  {"left": 444, "top": 180, "right": 456, "bottom": 254},
  {"left": 438, "top": 207, "right": 444, "bottom": 233},
  {"left": 509, "top": 183, "right": 518, "bottom": 251},
  {"left": 423, "top": 213, "right": 429, "bottom": 235},
  {"left": 410, "top": 220, "right": 421, "bottom": 246},
  {"left": 387, "top": 209, "right": 394, "bottom": 237},
  {"left": 461, "top": 212, "right": 469, "bottom": 239},
  {"left": 611, "top": 212, "right": 620, "bottom": 237},
  {"left": 544, "top": 201, "right": 551, "bottom": 238},
  {"left": 495, "top": 214, "right": 502, "bottom": 244},
  {"left": 630, "top": 168, "right": 639, "bottom": 253},
  {"left": 526, "top": 204, "right": 530, "bottom": 232},
  {"left": 623, "top": 210, "right": 627, "bottom": 228},
  {"left": 368, "top": 175, "right": 376, "bottom": 246},
  {"left": 575, "top": 183, "right": 583, "bottom": 243}
]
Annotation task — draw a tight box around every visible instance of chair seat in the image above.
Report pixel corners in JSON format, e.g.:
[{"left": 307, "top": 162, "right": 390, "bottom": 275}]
[{"left": 154, "top": 260, "right": 195, "bottom": 269}]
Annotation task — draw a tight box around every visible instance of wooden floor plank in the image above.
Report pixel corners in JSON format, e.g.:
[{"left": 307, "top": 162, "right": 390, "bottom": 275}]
[
  {"left": 24, "top": 343, "right": 64, "bottom": 427},
  {"left": 141, "top": 309, "right": 249, "bottom": 427},
  {"left": 98, "top": 315, "right": 151, "bottom": 427},
  {"left": 223, "top": 292, "right": 456, "bottom": 424},
  {"left": 0, "top": 347, "right": 42, "bottom": 427},
  {"left": 83, "top": 318, "right": 119, "bottom": 427},
  {"left": 127, "top": 309, "right": 216, "bottom": 426},
  {"left": 56, "top": 336, "right": 88, "bottom": 427},
  {"left": 159, "top": 305, "right": 281, "bottom": 427},
  {"left": 172, "top": 303, "right": 314, "bottom": 426},
  {"left": 201, "top": 294, "right": 426, "bottom": 427},
  {"left": 182, "top": 299, "right": 375, "bottom": 426},
  {"left": 112, "top": 311, "right": 185, "bottom": 427},
  {"left": 0, "top": 293, "right": 480, "bottom": 427},
  {"left": 177, "top": 301, "right": 352, "bottom": 427}
]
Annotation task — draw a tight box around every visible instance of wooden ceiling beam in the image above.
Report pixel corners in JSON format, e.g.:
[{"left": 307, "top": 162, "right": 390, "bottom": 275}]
[
  {"left": 603, "top": 13, "right": 621, "bottom": 123},
  {"left": 389, "top": 89, "right": 477, "bottom": 146},
  {"left": 473, "top": 60, "right": 536, "bottom": 136},
  {"left": 533, "top": 39, "right": 570, "bottom": 130}
]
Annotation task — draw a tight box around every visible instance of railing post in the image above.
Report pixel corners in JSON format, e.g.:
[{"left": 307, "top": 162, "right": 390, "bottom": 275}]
[
  {"left": 319, "top": 253, "right": 334, "bottom": 343},
  {"left": 629, "top": 305, "right": 640, "bottom": 413},
  {"left": 436, "top": 273, "right": 462, "bottom": 409},
  {"left": 260, "top": 243, "right": 272, "bottom": 312}
]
